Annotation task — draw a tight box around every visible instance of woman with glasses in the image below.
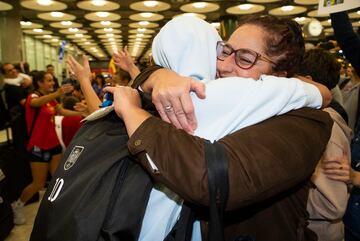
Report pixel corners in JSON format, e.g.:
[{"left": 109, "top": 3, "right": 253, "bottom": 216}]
[{"left": 99, "top": 15, "right": 333, "bottom": 241}]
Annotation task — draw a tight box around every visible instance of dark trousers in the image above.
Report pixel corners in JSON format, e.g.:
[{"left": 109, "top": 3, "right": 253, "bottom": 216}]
[{"left": 343, "top": 188, "right": 360, "bottom": 241}]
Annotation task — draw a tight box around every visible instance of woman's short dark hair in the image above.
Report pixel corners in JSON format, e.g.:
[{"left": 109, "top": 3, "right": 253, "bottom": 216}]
[
  {"left": 62, "top": 96, "right": 80, "bottom": 110},
  {"left": 95, "top": 74, "right": 106, "bottom": 86},
  {"left": 238, "top": 15, "right": 305, "bottom": 77},
  {"left": 299, "top": 48, "right": 341, "bottom": 90},
  {"left": 32, "top": 71, "right": 47, "bottom": 90}
]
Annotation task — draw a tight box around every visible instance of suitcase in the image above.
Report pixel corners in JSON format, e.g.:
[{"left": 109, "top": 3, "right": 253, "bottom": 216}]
[
  {"left": 0, "top": 163, "right": 14, "bottom": 241},
  {"left": 0, "top": 144, "right": 38, "bottom": 204}
]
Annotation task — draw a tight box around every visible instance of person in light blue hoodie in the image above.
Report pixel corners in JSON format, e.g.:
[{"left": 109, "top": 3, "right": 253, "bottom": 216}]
[{"left": 101, "top": 15, "right": 332, "bottom": 241}]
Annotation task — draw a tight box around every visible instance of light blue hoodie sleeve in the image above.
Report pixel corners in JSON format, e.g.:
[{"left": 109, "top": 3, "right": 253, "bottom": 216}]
[{"left": 193, "top": 75, "right": 322, "bottom": 141}]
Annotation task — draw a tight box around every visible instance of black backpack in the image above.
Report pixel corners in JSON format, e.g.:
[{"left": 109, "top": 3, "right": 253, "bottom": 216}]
[
  {"left": 30, "top": 111, "right": 153, "bottom": 241},
  {"left": 30, "top": 66, "right": 229, "bottom": 241}
]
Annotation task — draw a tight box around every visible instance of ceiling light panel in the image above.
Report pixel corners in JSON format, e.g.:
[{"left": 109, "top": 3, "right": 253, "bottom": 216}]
[
  {"left": 180, "top": 2, "right": 219, "bottom": 13},
  {"left": 50, "top": 22, "right": 83, "bottom": 28},
  {"left": 293, "top": 16, "right": 311, "bottom": 25},
  {"left": 128, "top": 29, "right": 156, "bottom": 34},
  {"left": 294, "top": 0, "right": 318, "bottom": 5},
  {"left": 129, "top": 21, "right": 159, "bottom": 28},
  {"left": 90, "top": 21, "right": 121, "bottom": 28},
  {"left": 84, "top": 12, "right": 121, "bottom": 21},
  {"left": 23, "top": 29, "right": 53, "bottom": 35},
  {"left": 129, "top": 12, "right": 164, "bottom": 21},
  {"left": 307, "top": 10, "right": 329, "bottom": 18},
  {"left": 130, "top": 1, "right": 170, "bottom": 12},
  {"left": 77, "top": 0, "right": 120, "bottom": 11},
  {"left": 66, "top": 34, "right": 92, "bottom": 39},
  {"left": 97, "top": 34, "right": 122, "bottom": 39},
  {"left": 59, "top": 29, "right": 88, "bottom": 35},
  {"left": 173, "top": 13, "right": 206, "bottom": 20},
  {"left": 94, "top": 28, "right": 122, "bottom": 34},
  {"left": 21, "top": 0, "right": 67, "bottom": 11},
  {"left": 0, "top": 1, "right": 13, "bottom": 11},
  {"left": 128, "top": 34, "right": 153, "bottom": 39},
  {"left": 269, "top": 5, "right": 307, "bottom": 16},
  {"left": 226, "top": 4, "right": 265, "bottom": 14},
  {"left": 349, "top": 11, "right": 360, "bottom": 19},
  {"left": 320, "top": 19, "right": 332, "bottom": 27},
  {"left": 21, "top": 22, "right": 43, "bottom": 29},
  {"left": 38, "top": 12, "right": 76, "bottom": 21}
]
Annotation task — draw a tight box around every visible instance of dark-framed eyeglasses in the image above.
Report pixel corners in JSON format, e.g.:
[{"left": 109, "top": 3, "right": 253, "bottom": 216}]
[{"left": 216, "top": 41, "right": 276, "bottom": 70}]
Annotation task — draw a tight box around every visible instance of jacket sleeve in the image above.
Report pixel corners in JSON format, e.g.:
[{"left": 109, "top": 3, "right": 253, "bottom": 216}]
[
  {"left": 330, "top": 11, "right": 360, "bottom": 75},
  {"left": 128, "top": 108, "right": 333, "bottom": 210}
]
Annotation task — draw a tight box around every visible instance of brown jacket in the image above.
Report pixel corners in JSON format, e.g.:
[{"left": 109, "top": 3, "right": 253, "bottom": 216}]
[{"left": 128, "top": 108, "right": 333, "bottom": 241}]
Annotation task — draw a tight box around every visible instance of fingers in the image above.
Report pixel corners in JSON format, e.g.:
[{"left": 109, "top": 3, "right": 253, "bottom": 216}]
[
  {"left": 67, "top": 55, "right": 78, "bottom": 68},
  {"left": 62, "top": 84, "right": 74, "bottom": 94},
  {"left": 66, "top": 56, "right": 75, "bottom": 74},
  {"left": 323, "top": 168, "right": 349, "bottom": 175},
  {"left": 323, "top": 160, "right": 350, "bottom": 171},
  {"left": 153, "top": 93, "right": 195, "bottom": 134},
  {"left": 124, "top": 46, "right": 129, "bottom": 55},
  {"left": 323, "top": 160, "right": 350, "bottom": 183},
  {"left": 103, "top": 86, "right": 116, "bottom": 94},
  {"left": 82, "top": 55, "right": 89, "bottom": 69},
  {"left": 326, "top": 174, "right": 350, "bottom": 182},
  {"left": 67, "top": 55, "right": 81, "bottom": 74},
  {"left": 165, "top": 96, "right": 189, "bottom": 132},
  {"left": 323, "top": 169, "right": 350, "bottom": 182},
  {"left": 180, "top": 93, "right": 197, "bottom": 131},
  {"left": 152, "top": 97, "right": 171, "bottom": 124},
  {"left": 190, "top": 80, "right": 206, "bottom": 99},
  {"left": 113, "top": 52, "right": 121, "bottom": 64}
]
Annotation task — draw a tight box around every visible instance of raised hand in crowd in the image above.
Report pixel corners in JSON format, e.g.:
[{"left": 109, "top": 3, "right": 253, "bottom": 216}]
[
  {"left": 67, "top": 55, "right": 101, "bottom": 113},
  {"left": 113, "top": 46, "right": 140, "bottom": 80}
]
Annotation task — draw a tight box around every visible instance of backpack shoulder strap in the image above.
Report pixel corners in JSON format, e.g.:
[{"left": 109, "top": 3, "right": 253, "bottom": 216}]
[
  {"left": 131, "top": 65, "right": 163, "bottom": 89},
  {"left": 204, "top": 140, "right": 229, "bottom": 241},
  {"left": 27, "top": 91, "right": 42, "bottom": 138}
]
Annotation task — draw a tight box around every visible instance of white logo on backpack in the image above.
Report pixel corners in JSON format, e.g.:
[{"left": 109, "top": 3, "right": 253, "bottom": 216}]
[
  {"left": 64, "top": 146, "right": 84, "bottom": 170},
  {"left": 48, "top": 178, "right": 64, "bottom": 202}
]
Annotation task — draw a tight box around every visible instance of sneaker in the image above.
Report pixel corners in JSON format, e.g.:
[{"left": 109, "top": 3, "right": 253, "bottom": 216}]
[{"left": 11, "top": 200, "right": 26, "bottom": 225}]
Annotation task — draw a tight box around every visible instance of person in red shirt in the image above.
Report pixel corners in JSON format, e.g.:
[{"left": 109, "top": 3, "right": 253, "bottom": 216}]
[
  {"left": 55, "top": 96, "right": 84, "bottom": 149},
  {"left": 11, "top": 71, "right": 83, "bottom": 225}
]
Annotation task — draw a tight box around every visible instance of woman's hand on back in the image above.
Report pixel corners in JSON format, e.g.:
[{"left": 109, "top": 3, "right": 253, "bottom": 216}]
[
  {"left": 103, "top": 86, "right": 142, "bottom": 119},
  {"left": 323, "top": 154, "right": 351, "bottom": 183},
  {"left": 142, "top": 69, "right": 206, "bottom": 134}
]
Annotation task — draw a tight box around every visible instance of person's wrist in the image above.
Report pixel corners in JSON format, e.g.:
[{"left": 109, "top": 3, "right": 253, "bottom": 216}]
[
  {"left": 56, "top": 88, "right": 63, "bottom": 97},
  {"left": 78, "top": 75, "right": 90, "bottom": 83},
  {"left": 141, "top": 69, "right": 163, "bottom": 93},
  {"left": 129, "top": 64, "right": 140, "bottom": 79},
  {"left": 121, "top": 105, "right": 143, "bottom": 120}
]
